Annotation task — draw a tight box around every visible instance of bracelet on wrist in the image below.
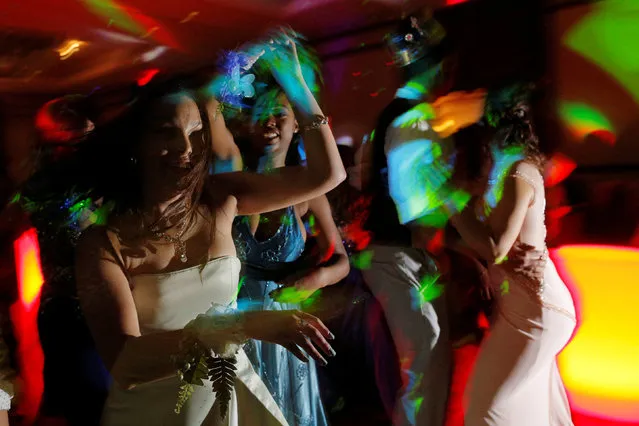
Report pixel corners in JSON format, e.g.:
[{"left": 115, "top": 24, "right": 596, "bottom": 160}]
[{"left": 301, "top": 115, "right": 329, "bottom": 132}]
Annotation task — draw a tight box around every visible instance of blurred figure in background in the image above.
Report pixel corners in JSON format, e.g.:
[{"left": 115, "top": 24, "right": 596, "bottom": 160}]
[
  {"left": 360, "top": 12, "right": 474, "bottom": 426},
  {"left": 0, "top": 319, "right": 16, "bottom": 426},
  {"left": 25, "top": 95, "right": 111, "bottom": 426}
]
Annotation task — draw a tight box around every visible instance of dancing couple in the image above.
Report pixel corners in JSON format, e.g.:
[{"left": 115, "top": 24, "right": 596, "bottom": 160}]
[{"left": 361, "top": 11, "right": 577, "bottom": 426}]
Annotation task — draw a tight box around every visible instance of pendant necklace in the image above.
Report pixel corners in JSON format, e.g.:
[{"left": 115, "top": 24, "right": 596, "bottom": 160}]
[{"left": 150, "top": 219, "right": 189, "bottom": 263}]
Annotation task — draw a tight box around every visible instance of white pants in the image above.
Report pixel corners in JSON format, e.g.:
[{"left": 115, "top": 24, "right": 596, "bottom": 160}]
[{"left": 362, "top": 244, "right": 451, "bottom": 426}]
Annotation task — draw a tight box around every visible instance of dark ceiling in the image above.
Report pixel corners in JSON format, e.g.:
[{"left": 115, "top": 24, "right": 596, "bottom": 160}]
[{"left": 0, "top": 0, "right": 449, "bottom": 93}]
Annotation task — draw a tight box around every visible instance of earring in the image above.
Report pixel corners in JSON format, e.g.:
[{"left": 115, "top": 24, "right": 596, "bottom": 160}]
[{"left": 130, "top": 156, "right": 138, "bottom": 165}]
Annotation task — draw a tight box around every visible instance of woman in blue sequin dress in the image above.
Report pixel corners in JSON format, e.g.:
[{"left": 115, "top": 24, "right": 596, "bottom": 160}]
[{"left": 233, "top": 88, "right": 350, "bottom": 426}]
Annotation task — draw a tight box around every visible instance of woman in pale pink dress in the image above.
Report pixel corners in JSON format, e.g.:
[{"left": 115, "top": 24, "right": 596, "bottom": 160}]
[{"left": 446, "top": 99, "right": 577, "bottom": 425}]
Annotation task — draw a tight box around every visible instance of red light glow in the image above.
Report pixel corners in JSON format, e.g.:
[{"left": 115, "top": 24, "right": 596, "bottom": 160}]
[
  {"left": 545, "top": 153, "right": 577, "bottom": 187},
  {"left": 137, "top": 68, "right": 160, "bottom": 86},
  {"left": 10, "top": 228, "right": 45, "bottom": 423}
]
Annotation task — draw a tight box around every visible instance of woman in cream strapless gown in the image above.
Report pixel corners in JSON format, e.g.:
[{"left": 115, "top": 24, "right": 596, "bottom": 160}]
[
  {"left": 99, "top": 255, "right": 288, "bottom": 426},
  {"left": 447, "top": 101, "right": 576, "bottom": 425},
  {"left": 74, "top": 32, "right": 344, "bottom": 426}
]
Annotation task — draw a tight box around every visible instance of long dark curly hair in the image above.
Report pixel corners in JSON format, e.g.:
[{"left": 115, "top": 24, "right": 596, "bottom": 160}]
[
  {"left": 484, "top": 83, "right": 546, "bottom": 170},
  {"left": 491, "top": 100, "right": 545, "bottom": 171},
  {"left": 456, "top": 84, "right": 546, "bottom": 187}
]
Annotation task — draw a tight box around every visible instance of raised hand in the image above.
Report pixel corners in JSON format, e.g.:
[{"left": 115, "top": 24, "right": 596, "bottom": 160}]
[
  {"left": 262, "top": 28, "right": 304, "bottom": 78},
  {"left": 243, "top": 310, "right": 335, "bottom": 366},
  {"left": 260, "top": 28, "right": 315, "bottom": 114}
]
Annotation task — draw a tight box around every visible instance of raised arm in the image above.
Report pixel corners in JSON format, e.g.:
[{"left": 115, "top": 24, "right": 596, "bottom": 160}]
[
  {"left": 211, "top": 35, "right": 346, "bottom": 215},
  {"left": 205, "top": 97, "right": 243, "bottom": 172},
  {"left": 449, "top": 162, "right": 535, "bottom": 264}
]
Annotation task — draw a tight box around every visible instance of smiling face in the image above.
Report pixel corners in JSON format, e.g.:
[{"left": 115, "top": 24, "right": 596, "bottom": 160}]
[
  {"left": 250, "top": 91, "right": 299, "bottom": 164},
  {"left": 138, "top": 93, "right": 208, "bottom": 203}
]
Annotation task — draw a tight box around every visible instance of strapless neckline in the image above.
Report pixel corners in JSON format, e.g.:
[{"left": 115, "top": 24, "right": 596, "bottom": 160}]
[
  {"left": 131, "top": 255, "right": 240, "bottom": 279},
  {"left": 102, "top": 254, "right": 289, "bottom": 425}
]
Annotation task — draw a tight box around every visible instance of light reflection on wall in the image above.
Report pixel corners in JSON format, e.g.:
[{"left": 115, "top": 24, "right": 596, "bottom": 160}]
[
  {"left": 558, "top": 102, "right": 616, "bottom": 144},
  {"left": 564, "top": 0, "right": 639, "bottom": 104},
  {"left": 553, "top": 0, "right": 639, "bottom": 166},
  {"left": 551, "top": 245, "right": 639, "bottom": 424}
]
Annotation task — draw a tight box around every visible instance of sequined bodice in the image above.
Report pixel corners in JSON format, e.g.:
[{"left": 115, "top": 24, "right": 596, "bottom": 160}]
[{"left": 233, "top": 207, "right": 305, "bottom": 267}]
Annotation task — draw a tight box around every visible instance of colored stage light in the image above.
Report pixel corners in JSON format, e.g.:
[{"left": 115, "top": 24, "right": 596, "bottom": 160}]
[{"left": 552, "top": 245, "right": 639, "bottom": 423}]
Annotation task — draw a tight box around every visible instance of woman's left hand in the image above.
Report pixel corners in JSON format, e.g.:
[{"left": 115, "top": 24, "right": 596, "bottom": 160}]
[{"left": 270, "top": 269, "right": 324, "bottom": 303}]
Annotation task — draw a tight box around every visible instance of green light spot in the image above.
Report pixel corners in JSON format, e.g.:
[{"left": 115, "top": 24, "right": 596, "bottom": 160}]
[
  {"left": 418, "top": 274, "right": 444, "bottom": 303},
  {"left": 235, "top": 276, "right": 246, "bottom": 299},
  {"left": 501, "top": 280, "right": 509, "bottom": 295},
  {"left": 564, "top": 0, "right": 639, "bottom": 103},
  {"left": 352, "top": 249, "right": 374, "bottom": 270},
  {"left": 558, "top": 102, "right": 614, "bottom": 139}
]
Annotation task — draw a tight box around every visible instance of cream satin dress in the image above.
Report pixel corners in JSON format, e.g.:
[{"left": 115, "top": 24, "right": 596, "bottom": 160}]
[
  {"left": 100, "top": 256, "right": 289, "bottom": 426},
  {"left": 465, "top": 162, "right": 577, "bottom": 426}
]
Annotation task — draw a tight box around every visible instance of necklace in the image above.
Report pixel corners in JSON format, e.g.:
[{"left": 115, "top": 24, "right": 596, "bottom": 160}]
[{"left": 150, "top": 220, "right": 189, "bottom": 263}]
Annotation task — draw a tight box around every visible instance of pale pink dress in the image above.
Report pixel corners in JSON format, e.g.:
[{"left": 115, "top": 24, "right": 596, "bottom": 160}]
[{"left": 464, "top": 162, "right": 577, "bottom": 426}]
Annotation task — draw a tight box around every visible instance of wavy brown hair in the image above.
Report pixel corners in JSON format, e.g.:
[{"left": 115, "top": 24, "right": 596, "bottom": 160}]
[
  {"left": 83, "top": 77, "right": 215, "bottom": 234},
  {"left": 490, "top": 100, "right": 546, "bottom": 172}
]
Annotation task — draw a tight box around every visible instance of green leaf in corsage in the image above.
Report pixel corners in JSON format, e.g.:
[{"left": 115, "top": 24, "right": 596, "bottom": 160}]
[{"left": 173, "top": 305, "right": 245, "bottom": 418}]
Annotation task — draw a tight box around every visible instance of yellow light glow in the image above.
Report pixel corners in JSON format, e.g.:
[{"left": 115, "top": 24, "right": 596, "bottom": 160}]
[
  {"left": 13, "top": 228, "right": 44, "bottom": 309},
  {"left": 56, "top": 39, "right": 86, "bottom": 60},
  {"left": 552, "top": 245, "right": 639, "bottom": 422}
]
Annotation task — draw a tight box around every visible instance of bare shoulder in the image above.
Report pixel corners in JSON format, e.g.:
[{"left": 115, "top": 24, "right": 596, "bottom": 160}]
[
  {"left": 76, "top": 218, "right": 127, "bottom": 268},
  {"left": 512, "top": 160, "right": 543, "bottom": 184},
  {"left": 77, "top": 225, "right": 110, "bottom": 256},
  {"left": 504, "top": 161, "right": 542, "bottom": 207}
]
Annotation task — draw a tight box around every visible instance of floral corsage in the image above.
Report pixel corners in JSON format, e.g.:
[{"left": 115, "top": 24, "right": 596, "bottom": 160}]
[{"left": 174, "top": 304, "right": 246, "bottom": 419}]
